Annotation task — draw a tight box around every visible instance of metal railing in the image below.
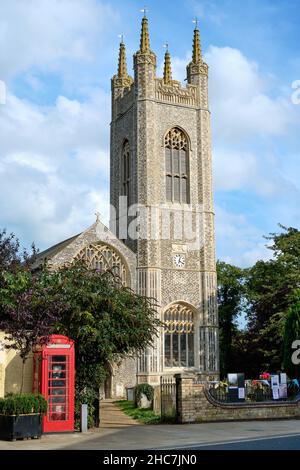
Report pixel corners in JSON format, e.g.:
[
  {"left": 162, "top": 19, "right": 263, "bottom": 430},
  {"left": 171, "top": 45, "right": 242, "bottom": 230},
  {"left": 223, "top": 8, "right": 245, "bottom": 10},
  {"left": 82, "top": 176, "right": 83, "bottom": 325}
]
[{"left": 207, "top": 382, "right": 299, "bottom": 404}]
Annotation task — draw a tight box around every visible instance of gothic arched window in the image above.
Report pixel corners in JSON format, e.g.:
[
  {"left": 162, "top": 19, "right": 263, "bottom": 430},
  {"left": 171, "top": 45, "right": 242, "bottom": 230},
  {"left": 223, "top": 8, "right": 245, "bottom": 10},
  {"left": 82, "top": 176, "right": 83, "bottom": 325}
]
[
  {"left": 73, "top": 242, "right": 128, "bottom": 285},
  {"left": 122, "top": 140, "right": 131, "bottom": 206},
  {"left": 165, "top": 128, "right": 189, "bottom": 203},
  {"left": 164, "top": 304, "right": 194, "bottom": 368}
]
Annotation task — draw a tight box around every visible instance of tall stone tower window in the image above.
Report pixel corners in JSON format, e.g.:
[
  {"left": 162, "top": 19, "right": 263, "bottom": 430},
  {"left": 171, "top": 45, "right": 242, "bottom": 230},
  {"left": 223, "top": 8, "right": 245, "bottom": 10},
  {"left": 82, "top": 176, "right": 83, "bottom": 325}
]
[
  {"left": 122, "top": 140, "right": 131, "bottom": 206},
  {"left": 164, "top": 304, "right": 194, "bottom": 368},
  {"left": 165, "top": 128, "right": 189, "bottom": 203}
]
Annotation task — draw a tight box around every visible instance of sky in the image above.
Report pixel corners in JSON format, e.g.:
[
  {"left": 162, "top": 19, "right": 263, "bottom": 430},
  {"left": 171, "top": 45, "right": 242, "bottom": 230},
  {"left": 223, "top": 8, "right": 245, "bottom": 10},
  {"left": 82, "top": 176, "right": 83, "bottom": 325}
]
[{"left": 0, "top": 0, "right": 299, "bottom": 267}]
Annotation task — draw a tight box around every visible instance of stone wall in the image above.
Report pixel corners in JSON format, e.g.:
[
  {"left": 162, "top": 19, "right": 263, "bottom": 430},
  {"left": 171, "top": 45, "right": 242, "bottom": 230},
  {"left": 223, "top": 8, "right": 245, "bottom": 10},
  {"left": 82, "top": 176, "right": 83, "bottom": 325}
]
[
  {"left": 111, "top": 357, "right": 137, "bottom": 398},
  {"left": 175, "top": 375, "right": 300, "bottom": 424}
]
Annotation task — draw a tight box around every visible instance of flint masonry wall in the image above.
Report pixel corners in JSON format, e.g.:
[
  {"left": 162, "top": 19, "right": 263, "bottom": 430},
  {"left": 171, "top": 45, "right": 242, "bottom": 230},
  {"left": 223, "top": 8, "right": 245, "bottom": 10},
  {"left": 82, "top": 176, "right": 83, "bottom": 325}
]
[{"left": 175, "top": 375, "right": 300, "bottom": 424}]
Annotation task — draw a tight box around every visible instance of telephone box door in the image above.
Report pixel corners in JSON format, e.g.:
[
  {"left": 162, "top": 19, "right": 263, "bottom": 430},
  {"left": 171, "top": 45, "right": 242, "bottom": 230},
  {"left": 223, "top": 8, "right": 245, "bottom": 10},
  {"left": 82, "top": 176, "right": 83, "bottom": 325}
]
[{"left": 41, "top": 335, "right": 75, "bottom": 433}]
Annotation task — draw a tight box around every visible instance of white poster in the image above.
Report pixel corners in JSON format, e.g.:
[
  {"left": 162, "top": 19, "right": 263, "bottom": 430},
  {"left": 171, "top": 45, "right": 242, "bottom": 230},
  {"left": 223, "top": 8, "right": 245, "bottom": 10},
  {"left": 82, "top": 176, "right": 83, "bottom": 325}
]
[
  {"left": 272, "top": 387, "right": 280, "bottom": 400},
  {"left": 279, "top": 384, "right": 288, "bottom": 399},
  {"left": 238, "top": 387, "right": 245, "bottom": 399},
  {"left": 280, "top": 373, "right": 287, "bottom": 385},
  {"left": 271, "top": 375, "right": 279, "bottom": 388}
]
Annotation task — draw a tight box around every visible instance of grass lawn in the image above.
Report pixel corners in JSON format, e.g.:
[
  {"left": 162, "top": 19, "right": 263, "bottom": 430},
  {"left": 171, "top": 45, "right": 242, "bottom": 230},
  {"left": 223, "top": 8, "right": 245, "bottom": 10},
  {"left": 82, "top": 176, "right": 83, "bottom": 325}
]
[{"left": 114, "top": 400, "right": 164, "bottom": 424}]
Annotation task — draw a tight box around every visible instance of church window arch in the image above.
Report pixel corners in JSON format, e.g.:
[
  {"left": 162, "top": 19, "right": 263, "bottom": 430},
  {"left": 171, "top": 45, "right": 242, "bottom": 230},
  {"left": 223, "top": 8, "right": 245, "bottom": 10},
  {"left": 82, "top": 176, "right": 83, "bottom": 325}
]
[
  {"left": 73, "top": 242, "right": 129, "bottom": 286},
  {"left": 164, "top": 303, "right": 194, "bottom": 368},
  {"left": 164, "top": 128, "right": 189, "bottom": 203}
]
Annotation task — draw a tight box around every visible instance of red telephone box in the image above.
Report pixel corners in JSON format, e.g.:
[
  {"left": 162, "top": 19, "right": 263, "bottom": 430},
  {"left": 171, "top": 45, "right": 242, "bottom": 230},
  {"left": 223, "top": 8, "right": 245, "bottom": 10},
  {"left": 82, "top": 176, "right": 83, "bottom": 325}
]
[{"left": 33, "top": 335, "right": 75, "bottom": 433}]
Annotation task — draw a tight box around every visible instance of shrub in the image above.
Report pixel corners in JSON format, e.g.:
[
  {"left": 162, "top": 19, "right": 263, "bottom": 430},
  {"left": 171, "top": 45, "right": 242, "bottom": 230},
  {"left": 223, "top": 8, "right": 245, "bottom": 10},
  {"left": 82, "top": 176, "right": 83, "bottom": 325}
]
[
  {"left": 75, "top": 387, "right": 97, "bottom": 430},
  {"left": 135, "top": 383, "right": 154, "bottom": 406},
  {"left": 0, "top": 393, "right": 47, "bottom": 416}
]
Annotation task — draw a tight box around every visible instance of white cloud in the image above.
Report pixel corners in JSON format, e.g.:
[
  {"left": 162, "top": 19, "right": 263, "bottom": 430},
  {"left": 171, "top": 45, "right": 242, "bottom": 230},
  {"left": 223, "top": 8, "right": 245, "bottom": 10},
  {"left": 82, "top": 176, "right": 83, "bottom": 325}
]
[
  {"left": 215, "top": 206, "right": 271, "bottom": 267},
  {"left": 0, "top": 0, "right": 118, "bottom": 80},
  {"left": 5, "top": 153, "right": 56, "bottom": 174},
  {"left": 0, "top": 89, "right": 110, "bottom": 248},
  {"left": 205, "top": 46, "right": 296, "bottom": 140},
  {"left": 213, "top": 146, "right": 300, "bottom": 200},
  {"left": 168, "top": 45, "right": 297, "bottom": 142},
  {"left": 213, "top": 149, "right": 259, "bottom": 192}
]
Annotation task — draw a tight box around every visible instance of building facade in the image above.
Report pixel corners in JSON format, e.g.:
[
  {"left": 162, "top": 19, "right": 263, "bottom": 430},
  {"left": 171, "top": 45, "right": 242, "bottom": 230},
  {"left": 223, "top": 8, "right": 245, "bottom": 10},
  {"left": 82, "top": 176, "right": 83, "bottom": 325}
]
[{"left": 0, "top": 16, "right": 219, "bottom": 399}]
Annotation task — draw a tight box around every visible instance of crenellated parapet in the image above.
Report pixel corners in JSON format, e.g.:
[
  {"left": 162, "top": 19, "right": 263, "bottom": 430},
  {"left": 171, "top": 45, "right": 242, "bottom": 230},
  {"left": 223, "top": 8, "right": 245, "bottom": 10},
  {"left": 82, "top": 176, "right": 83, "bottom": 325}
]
[{"left": 155, "top": 78, "right": 197, "bottom": 107}]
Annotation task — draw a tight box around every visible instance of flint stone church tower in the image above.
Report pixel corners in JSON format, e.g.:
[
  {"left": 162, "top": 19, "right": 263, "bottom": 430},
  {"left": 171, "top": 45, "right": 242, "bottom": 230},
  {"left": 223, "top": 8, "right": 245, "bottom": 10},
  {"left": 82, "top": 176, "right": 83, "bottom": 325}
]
[
  {"left": 0, "top": 16, "right": 219, "bottom": 399},
  {"left": 109, "top": 15, "right": 219, "bottom": 390}
]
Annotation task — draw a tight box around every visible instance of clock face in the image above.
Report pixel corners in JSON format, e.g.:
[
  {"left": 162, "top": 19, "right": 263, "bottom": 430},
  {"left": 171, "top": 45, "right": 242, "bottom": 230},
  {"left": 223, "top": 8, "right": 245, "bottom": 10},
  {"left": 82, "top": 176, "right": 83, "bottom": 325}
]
[{"left": 173, "top": 254, "right": 186, "bottom": 268}]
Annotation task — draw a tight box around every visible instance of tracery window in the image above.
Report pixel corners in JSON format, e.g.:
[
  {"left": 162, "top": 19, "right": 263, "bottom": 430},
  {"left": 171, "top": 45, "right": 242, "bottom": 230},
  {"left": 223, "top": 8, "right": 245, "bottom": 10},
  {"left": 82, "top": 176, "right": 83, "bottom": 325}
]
[
  {"left": 164, "top": 304, "right": 194, "bottom": 368},
  {"left": 122, "top": 140, "right": 131, "bottom": 206},
  {"left": 165, "top": 128, "right": 189, "bottom": 203},
  {"left": 73, "top": 242, "right": 128, "bottom": 285}
]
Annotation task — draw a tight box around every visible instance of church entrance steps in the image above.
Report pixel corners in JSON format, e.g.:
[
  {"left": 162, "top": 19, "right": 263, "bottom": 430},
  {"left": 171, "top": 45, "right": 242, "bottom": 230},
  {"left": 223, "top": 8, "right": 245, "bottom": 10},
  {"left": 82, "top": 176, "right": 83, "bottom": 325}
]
[{"left": 100, "top": 399, "right": 142, "bottom": 429}]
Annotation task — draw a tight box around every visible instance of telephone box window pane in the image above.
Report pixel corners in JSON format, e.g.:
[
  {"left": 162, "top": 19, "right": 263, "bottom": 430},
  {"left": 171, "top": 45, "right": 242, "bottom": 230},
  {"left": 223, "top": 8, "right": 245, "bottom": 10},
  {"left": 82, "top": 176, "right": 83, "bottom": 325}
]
[
  {"left": 50, "top": 396, "right": 66, "bottom": 404},
  {"left": 49, "top": 363, "right": 66, "bottom": 378},
  {"left": 52, "top": 356, "right": 66, "bottom": 362}
]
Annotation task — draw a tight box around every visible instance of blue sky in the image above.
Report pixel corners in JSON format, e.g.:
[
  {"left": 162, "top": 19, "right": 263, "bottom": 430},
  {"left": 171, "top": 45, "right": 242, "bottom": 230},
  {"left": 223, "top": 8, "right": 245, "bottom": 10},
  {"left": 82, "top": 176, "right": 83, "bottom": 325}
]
[{"left": 0, "top": 0, "right": 299, "bottom": 266}]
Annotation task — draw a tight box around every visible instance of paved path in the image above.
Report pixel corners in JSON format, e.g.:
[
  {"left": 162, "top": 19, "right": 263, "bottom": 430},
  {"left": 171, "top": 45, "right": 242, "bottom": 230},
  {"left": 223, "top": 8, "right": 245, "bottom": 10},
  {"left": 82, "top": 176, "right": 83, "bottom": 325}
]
[
  {"left": 99, "top": 399, "right": 140, "bottom": 429},
  {"left": 0, "top": 414, "right": 300, "bottom": 450}
]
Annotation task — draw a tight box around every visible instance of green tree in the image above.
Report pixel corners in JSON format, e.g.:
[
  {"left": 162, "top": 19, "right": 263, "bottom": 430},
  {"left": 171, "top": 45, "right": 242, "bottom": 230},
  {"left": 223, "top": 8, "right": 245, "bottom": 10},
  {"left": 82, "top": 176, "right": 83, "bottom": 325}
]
[
  {"left": 246, "top": 225, "right": 300, "bottom": 374},
  {"left": 282, "top": 290, "right": 300, "bottom": 379},
  {"left": 0, "top": 257, "right": 161, "bottom": 424},
  {"left": 217, "top": 261, "right": 245, "bottom": 378},
  {"left": 53, "top": 262, "right": 161, "bottom": 396}
]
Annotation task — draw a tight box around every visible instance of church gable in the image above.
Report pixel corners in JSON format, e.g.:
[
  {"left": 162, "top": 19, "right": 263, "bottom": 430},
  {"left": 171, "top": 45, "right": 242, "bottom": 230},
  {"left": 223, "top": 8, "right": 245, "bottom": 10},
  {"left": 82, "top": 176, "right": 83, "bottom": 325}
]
[{"left": 35, "top": 217, "right": 136, "bottom": 289}]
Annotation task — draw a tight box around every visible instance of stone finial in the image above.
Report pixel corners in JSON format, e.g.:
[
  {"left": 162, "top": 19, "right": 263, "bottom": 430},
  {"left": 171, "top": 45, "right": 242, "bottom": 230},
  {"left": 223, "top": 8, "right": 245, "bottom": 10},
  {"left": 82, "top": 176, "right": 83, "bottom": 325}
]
[
  {"left": 192, "top": 23, "right": 202, "bottom": 64},
  {"left": 117, "top": 39, "right": 128, "bottom": 78},
  {"left": 163, "top": 45, "right": 172, "bottom": 84},
  {"left": 139, "top": 15, "right": 150, "bottom": 53},
  {"left": 95, "top": 212, "right": 101, "bottom": 223}
]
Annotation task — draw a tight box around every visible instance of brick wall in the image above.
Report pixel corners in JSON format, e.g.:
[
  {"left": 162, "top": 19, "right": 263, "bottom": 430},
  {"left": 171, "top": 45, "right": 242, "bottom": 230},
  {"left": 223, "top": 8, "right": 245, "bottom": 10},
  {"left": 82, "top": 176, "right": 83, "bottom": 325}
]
[{"left": 175, "top": 374, "right": 300, "bottom": 424}]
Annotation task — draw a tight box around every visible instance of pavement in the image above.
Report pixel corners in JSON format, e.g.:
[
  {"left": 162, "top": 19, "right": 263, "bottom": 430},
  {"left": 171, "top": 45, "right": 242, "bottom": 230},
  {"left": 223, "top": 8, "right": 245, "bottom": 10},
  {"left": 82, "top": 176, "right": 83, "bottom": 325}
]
[
  {"left": 0, "top": 400, "right": 300, "bottom": 450},
  {"left": 186, "top": 434, "right": 300, "bottom": 450}
]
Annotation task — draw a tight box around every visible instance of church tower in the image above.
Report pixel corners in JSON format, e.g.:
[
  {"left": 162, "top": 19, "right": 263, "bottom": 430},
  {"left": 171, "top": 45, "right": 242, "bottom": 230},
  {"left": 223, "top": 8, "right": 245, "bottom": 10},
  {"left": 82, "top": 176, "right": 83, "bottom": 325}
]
[{"left": 110, "top": 16, "right": 219, "bottom": 384}]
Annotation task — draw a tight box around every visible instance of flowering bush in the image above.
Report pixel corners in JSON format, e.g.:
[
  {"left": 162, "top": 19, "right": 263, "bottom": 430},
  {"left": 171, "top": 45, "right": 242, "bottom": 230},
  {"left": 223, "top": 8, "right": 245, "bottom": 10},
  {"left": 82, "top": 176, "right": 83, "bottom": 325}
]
[{"left": 260, "top": 372, "right": 271, "bottom": 380}]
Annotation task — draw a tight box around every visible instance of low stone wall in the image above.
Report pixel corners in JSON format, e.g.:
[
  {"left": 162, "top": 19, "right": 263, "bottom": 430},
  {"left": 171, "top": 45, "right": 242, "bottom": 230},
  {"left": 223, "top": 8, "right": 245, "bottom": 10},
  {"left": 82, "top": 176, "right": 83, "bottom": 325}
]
[{"left": 175, "top": 374, "right": 300, "bottom": 424}]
